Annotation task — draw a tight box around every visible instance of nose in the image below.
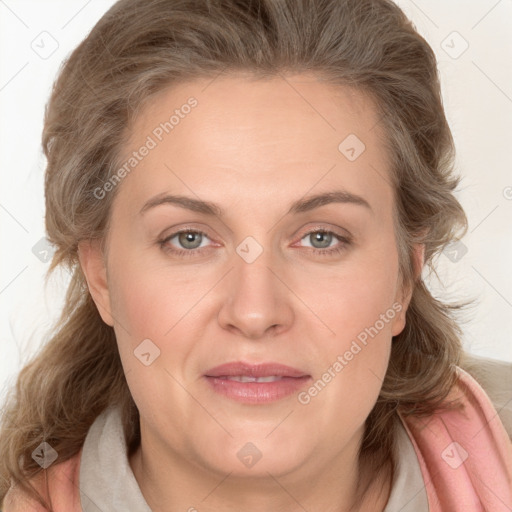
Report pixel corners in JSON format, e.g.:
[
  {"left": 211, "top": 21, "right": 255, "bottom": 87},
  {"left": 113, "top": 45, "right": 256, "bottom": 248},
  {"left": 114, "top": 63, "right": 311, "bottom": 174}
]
[{"left": 216, "top": 246, "right": 294, "bottom": 340}]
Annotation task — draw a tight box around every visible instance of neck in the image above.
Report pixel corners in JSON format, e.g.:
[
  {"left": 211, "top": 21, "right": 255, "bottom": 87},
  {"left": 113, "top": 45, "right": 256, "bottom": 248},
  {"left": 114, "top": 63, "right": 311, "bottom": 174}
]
[{"left": 128, "top": 426, "right": 392, "bottom": 512}]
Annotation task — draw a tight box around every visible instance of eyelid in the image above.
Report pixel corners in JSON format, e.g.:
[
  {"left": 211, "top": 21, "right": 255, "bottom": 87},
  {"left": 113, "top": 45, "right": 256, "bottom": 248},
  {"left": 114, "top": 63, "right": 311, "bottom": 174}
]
[
  {"left": 158, "top": 223, "right": 217, "bottom": 242},
  {"left": 159, "top": 227, "right": 216, "bottom": 248},
  {"left": 292, "top": 226, "right": 352, "bottom": 253},
  {"left": 296, "top": 224, "right": 351, "bottom": 240}
]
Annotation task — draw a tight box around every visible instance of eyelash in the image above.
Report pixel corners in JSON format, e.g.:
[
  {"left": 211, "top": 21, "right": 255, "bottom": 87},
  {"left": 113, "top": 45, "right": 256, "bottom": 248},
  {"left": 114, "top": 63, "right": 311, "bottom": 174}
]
[{"left": 158, "top": 227, "right": 351, "bottom": 258}]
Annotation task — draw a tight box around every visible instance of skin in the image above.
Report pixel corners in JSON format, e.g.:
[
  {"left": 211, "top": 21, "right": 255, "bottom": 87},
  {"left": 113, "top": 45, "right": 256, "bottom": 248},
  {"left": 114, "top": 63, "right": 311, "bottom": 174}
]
[{"left": 79, "top": 73, "right": 424, "bottom": 512}]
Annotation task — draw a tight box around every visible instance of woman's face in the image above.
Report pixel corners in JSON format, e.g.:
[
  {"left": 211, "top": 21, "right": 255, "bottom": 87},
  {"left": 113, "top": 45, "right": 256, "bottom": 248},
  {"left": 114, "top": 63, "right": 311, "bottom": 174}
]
[{"left": 80, "top": 73, "right": 419, "bottom": 482}]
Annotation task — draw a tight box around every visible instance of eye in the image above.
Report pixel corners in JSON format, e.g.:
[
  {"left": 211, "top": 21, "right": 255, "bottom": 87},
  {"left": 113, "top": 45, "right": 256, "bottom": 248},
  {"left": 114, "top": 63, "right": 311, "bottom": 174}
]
[
  {"left": 296, "top": 228, "right": 351, "bottom": 257},
  {"left": 158, "top": 229, "right": 213, "bottom": 257},
  {"left": 158, "top": 226, "right": 351, "bottom": 259}
]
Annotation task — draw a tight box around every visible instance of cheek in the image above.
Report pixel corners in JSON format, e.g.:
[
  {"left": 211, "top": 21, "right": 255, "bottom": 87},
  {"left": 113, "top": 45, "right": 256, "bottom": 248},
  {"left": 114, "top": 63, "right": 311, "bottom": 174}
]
[
  {"left": 300, "top": 293, "right": 395, "bottom": 443},
  {"left": 303, "top": 238, "right": 401, "bottom": 346},
  {"left": 105, "top": 259, "right": 201, "bottom": 425},
  {"left": 105, "top": 248, "right": 217, "bottom": 403},
  {"left": 296, "top": 240, "right": 399, "bottom": 423},
  {"left": 107, "top": 244, "right": 211, "bottom": 339}
]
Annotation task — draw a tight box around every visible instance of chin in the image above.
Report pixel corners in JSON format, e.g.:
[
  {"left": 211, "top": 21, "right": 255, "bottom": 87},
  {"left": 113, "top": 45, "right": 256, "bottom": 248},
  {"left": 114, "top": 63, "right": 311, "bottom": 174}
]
[{"left": 194, "top": 437, "right": 308, "bottom": 479}]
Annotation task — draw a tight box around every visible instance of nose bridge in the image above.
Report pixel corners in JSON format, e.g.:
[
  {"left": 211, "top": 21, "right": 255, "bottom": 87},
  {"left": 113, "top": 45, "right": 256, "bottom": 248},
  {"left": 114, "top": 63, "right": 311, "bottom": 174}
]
[
  {"left": 217, "top": 235, "right": 293, "bottom": 338},
  {"left": 232, "top": 235, "right": 281, "bottom": 312}
]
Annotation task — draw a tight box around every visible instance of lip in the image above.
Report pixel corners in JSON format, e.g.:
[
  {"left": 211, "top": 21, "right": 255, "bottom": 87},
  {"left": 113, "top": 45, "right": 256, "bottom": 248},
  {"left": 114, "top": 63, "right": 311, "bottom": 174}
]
[
  {"left": 204, "top": 361, "right": 311, "bottom": 404},
  {"left": 205, "top": 361, "right": 308, "bottom": 378}
]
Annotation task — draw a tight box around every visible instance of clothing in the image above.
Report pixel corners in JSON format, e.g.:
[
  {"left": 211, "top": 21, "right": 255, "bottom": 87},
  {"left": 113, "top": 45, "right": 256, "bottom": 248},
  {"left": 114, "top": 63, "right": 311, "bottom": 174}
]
[{"left": 3, "top": 353, "right": 512, "bottom": 511}]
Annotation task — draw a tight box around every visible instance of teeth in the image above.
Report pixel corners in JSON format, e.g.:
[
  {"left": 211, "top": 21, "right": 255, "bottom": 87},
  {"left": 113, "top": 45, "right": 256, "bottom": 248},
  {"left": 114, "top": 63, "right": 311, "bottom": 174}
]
[{"left": 224, "top": 375, "right": 284, "bottom": 383}]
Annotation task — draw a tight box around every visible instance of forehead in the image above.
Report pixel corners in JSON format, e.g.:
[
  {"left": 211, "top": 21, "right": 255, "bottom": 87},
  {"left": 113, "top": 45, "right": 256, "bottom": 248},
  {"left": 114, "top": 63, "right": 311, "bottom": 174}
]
[
  {"left": 127, "top": 72, "right": 382, "bottom": 152},
  {"left": 114, "top": 73, "right": 393, "bottom": 218}
]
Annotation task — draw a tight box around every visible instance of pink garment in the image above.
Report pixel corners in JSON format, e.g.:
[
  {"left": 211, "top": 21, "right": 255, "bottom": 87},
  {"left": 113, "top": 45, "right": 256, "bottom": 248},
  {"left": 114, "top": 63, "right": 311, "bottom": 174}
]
[
  {"left": 2, "top": 445, "right": 83, "bottom": 511},
  {"left": 399, "top": 366, "right": 512, "bottom": 511},
  {"left": 3, "top": 366, "right": 512, "bottom": 511}
]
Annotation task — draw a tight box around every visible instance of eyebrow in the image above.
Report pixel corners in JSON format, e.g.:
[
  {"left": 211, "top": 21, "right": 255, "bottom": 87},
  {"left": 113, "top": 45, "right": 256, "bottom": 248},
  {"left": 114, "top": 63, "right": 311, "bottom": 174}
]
[{"left": 139, "top": 189, "right": 373, "bottom": 217}]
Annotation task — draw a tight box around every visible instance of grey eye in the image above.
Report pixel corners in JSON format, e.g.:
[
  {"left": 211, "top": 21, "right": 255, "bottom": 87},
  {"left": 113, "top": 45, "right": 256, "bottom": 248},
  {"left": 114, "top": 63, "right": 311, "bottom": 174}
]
[
  {"left": 305, "top": 231, "right": 334, "bottom": 249},
  {"left": 177, "top": 231, "right": 204, "bottom": 249}
]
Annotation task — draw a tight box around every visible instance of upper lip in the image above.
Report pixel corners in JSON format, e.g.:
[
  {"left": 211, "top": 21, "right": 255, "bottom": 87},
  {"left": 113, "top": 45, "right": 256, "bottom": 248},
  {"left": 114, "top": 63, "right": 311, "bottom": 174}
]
[{"left": 205, "top": 362, "right": 309, "bottom": 378}]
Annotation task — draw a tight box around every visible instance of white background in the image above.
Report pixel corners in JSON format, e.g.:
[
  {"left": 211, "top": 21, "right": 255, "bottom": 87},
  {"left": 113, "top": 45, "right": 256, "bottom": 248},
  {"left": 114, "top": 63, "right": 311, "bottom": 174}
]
[{"left": 1, "top": 0, "right": 511, "bottom": 402}]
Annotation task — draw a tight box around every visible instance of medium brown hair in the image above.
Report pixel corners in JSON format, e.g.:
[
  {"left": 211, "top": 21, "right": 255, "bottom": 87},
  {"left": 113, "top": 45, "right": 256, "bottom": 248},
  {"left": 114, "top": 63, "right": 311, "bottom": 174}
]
[{"left": 0, "top": 0, "right": 468, "bottom": 509}]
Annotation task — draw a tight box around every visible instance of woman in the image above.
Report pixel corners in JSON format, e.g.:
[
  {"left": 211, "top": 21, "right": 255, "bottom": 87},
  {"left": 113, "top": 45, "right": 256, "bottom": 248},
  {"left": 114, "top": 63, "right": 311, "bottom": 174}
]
[{"left": 1, "top": 0, "right": 511, "bottom": 510}]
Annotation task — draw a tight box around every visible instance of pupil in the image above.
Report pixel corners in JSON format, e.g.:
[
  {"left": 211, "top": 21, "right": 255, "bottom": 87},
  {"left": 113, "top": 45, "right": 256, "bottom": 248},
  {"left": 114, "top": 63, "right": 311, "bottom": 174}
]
[
  {"left": 180, "top": 232, "right": 201, "bottom": 249},
  {"left": 313, "top": 232, "right": 331, "bottom": 248}
]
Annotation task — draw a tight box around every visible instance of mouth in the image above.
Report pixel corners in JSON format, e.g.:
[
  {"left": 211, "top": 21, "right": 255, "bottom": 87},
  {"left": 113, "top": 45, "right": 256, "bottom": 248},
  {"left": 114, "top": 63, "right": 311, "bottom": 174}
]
[
  {"left": 218, "top": 375, "right": 289, "bottom": 382},
  {"left": 204, "top": 361, "right": 311, "bottom": 404}
]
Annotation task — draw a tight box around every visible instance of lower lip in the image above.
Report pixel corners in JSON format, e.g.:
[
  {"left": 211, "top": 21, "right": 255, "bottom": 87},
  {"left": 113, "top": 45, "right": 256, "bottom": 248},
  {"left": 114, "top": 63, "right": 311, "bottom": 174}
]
[{"left": 204, "top": 376, "right": 311, "bottom": 404}]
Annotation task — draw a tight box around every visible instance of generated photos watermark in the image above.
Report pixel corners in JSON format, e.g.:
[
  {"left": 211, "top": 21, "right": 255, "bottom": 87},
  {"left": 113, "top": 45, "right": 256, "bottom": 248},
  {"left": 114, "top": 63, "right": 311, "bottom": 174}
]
[
  {"left": 93, "top": 97, "right": 198, "bottom": 200},
  {"left": 297, "top": 301, "right": 403, "bottom": 405}
]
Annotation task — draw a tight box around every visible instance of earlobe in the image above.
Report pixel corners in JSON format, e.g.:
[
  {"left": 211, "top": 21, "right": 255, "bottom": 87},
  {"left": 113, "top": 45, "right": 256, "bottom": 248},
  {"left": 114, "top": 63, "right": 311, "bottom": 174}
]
[
  {"left": 77, "top": 239, "right": 114, "bottom": 326},
  {"left": 391, "top": 304, "right": 407, "bottom": 337},
  {"left": 391, "top": 242, "right": 425, "bottom": 337}
]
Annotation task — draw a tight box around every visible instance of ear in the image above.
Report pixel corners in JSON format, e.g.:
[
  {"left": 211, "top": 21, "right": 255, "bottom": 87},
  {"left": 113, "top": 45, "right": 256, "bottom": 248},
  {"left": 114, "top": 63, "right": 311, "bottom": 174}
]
[
  {"left": 391, "top": 242, "right": 425, "bottom": 336},
  {"left": 77, "top": 239, "right": 114, "bottom": 327}
]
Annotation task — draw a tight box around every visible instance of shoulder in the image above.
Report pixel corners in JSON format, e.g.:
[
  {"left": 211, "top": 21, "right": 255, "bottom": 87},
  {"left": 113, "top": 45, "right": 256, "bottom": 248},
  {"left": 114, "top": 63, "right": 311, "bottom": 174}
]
[
  {"left": 458, "top": 351, "right": 512, "bottom": 439},
  {"left": 2, "top": 448, "right": 83, "bottom": 512}
]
